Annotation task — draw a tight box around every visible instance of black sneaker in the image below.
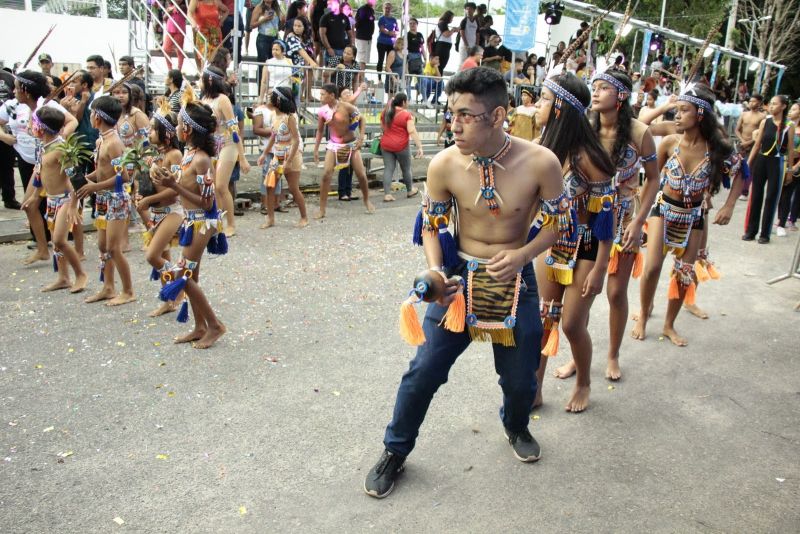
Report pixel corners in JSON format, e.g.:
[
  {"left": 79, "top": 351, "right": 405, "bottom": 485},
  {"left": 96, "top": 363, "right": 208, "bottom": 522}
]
[
  {"left": 364, "top": 450, "right": 405, "bottom": 499},
  {"left": 758, "top": 236, "right": 770, "bottom": 244},
  {"left": 741, "top": 233, "right": 756, "bottom": 241},
  {"left": 504, "top": 428, "right": 541, "bottom": 463},
  {"left": 4, "top": 200, "right": 21, "bottom": 210}
]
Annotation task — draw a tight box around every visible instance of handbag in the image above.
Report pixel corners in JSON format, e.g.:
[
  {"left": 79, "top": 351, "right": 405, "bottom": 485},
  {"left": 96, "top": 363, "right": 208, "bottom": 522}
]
[{"left": 370, "top": 135, "right": 382, "bottom": 156}]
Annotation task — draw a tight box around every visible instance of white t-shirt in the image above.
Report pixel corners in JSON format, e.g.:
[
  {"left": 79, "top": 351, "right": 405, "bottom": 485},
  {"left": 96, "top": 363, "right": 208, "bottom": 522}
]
[
  {"left": 266, "top": 57, "right": 294, "bottom": 89},
  {"left": 436, "top": 27, "right": 453, "bottom": 44},
  {"left": 253, "top": 105, "right": 274, "bottom": 149},
  {"left": 0, "top": 97, "right": 70, "bottom": 164},
  {"left": 462, "top": 17, "right": 478, "bottom": 47}
]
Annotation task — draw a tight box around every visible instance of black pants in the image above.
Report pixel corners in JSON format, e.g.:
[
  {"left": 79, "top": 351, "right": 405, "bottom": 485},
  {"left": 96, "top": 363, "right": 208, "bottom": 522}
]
[
  {"left": 778, "top": 175, "right": 800, "bottom": 226},
  {"left": 746, "top": 155, "right": 783, "bottom": 239},
  {"left": 376, "top": 42, "right": 393, "bottom": 78},
  {"left": 0, "top": 142, "right": 16, "bottom": 203},
  {"left": 17, "top": 157, "right": 49, "bottom": 242},
  {"left": 433, "top": 42, "right": 452, "bottom": 76}
]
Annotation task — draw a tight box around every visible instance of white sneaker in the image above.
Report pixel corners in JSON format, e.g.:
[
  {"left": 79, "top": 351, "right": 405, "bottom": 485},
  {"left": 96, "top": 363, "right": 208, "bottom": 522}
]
[{"left": 776, "top": 226, "right": 787, "bottom": 237}]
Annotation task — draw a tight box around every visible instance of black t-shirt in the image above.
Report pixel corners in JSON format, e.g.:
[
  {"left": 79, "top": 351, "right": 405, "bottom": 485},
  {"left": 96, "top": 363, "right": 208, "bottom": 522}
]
[
  {"left": 354, "top": 5, "right": 375, "bottom": 40},
  {"left": 406, "top": 31, "right": 424, "bottom": 55},
  {"left": 319, "top": 12, "right": 351, "bottom": 50},
  {"left": 311, "top": 0, "right": 327, "bottom": 26},
  {"left": 0, "top": 71, "right": 15, "bottom": 104}
]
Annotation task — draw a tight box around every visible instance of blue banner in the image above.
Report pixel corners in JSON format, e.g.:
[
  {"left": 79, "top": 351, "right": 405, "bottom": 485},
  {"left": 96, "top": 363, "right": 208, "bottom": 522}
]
[
  {"left": 640, "top": 31, "right": 652, "bottom": 73},
  {"left": 775, "top": 67, "right": 785, "bottom": 95},
  {"left": 503, "top": 0, "right": 539, "bottom": 52},
  {"left": 710, "top": 50, "right": 721, "bottom": 86}
]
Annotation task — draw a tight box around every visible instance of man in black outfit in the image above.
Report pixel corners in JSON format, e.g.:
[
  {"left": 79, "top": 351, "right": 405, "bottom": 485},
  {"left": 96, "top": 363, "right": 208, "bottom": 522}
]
[
  {"left": 319, "top": 1, "right": 354, "bottom": 82},
  {"left": 354, "top": 0, "right": 376, "bottom": 71},
  {"left": 0, "top": 68, "right": 19, "bottom": 209}
]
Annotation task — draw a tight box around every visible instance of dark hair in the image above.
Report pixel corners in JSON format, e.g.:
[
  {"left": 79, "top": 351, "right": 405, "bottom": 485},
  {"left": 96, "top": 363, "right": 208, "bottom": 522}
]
[
  {"left": 153, "top": 111, "right": 180, "bottom": 149},
  {"left": 92, "top": 95, "right": 123, "bottom": 125},
  {"left": 36, "top": 106, "right": 66, "bottom": 133},
  {"left": 540, "top": 73, "right": 615, "bottom": 177},
  {"left": 112, "top": 82, "right": 134, "bottom": 113},
  {"left": 648, "top": 89, "right": 659, "bottom": 101},
  {"left": 103, "top": 60, "right": 112, "bottom": 71},
  {"left": 289, "top": 15, "right": 311, "bottom": 41},
  {"left": 182, "top": 102, "right": 218, "bottom": 157},
  {"left": 438, "top": 10, "right": 454, "bottom": 30},
  {"left": 211, "top": 48, "right": 230, "bottom": 70},
  {"left": 468, "top": 46, "right": 482, "bottom": 57},
  {"left": 129, "top": 83, "right": 145, "bottom": 111},
  {"left": 15, "top": 70, "right": 49, "bottom": 99},
  {"left": 119, "top": 55, "right": 135, "bottom": 67},
  {"left": 62, "top": 65, "right": 69, "bottom": 72},
  {"left": 269, "top": 86, "right": 297, "bottom": 114},
  {"left": 166, "top": 69, "right": 183, "bottom": 91},
  {"left": 592, "top": 70, "right": 634, "bottom": 168},
  {"left": 201, "top": 66, "right": 229, "bottom": 99},
  {"left": 444, "top": 67, "right": 508, "bottom": 118},
  {"left": 774, "top": 94, "right": 790, "bottom": 155},
  {"left": 75, "top": 70, "right": 93, "bottom": 89},
  {"left": 686, "top": 85, "right": 732, "bottom": 195},
  {"left": 259, "top": 0, "right": 282, "bottom": 18},
  {"left": 383, "top": 92, "right": 407, "bottom": 126},
  {"left": 537, "top": 57, "right": 546, "bottom": 67},
  {"left": 751, "top": 93, "right": 763, "bottom": 103},
  {"left": 86, "top": 54, "right": 104, "bottom": 67},
  {"left": 321, "top": 83, "right": 338, "bottom": 97},
  {"left": 287, "top": 0, "right": 306, "bottom": 21}
]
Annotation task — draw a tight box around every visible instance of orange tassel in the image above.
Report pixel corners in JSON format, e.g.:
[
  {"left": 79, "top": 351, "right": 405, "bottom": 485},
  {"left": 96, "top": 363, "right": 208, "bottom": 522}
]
[
  {"left": 684, "top": 281, "right": 696, "bottom": 306},
  {"left": 667, "top": 276, "right": 680, "bottom": 300},
  {"left": 542, "top": 327, "right": 560, "bottom": 357},
  {"left": 694, "top": 260, "right": 710, "bottom": 282},
  {"left": 267, "top": 170, "right": 277, "bottom": 188},
  {"left": 399, "top": 298, "right": 425, "bottom": 346},
  {"left": 442, "top": 291, "right": 465, "bottom": 333},
  {"left": 707, "top": 262, "right": 721, "bottom": 280},
  {"left": 632, "top": 251, "right": 644, "bottom": 279},
  {"left": 607, "top": 247, "right": 619, "bottom": 274}
]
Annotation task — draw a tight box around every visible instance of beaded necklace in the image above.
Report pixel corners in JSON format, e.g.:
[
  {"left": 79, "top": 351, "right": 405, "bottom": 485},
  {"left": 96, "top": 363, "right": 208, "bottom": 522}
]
[{"left": 467, "top": 134, "right": 512, "bottom": 216}]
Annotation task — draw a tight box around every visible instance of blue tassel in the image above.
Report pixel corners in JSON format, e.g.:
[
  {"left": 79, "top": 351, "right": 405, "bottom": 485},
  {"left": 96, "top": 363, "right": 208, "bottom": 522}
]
[
  {"left": 527, "top": 221, "right": 541, "bottom": 243},
  {"left": 176, "top": 300, "right": 189, "bottom": 323},
  {"left": 722, "top": 173, "right": 731, "bottom": 190},
  {"left": 591, "top": 200, "right": 615, "bottom": 241},
  {"left": 741, "top": 159, "right": 750, "bottom": 182},
  {"left": 232, "top": 131, "right": 240, "bottom": 143},
  {"left": 412, "top": 209, "right": 424, "bottom": 246},
  {"left": 568, "top": 207, "right": 579, "bottom": 242},
  {"left": 52, "top": 254, "right": 58, "bottom": 272},
  {"left": 160, "top": 274, "right": 188, "bottom": 302},
  {"left": 207, "top": 232, "right": 229, "bottom": 255},
  {"left": 150, "top": 267, "right": 160, "bottom": 281},
  {"left": 179, "top": 224, "right": 193, "bottom": 246},
  {"left": 99, "top": 267, "right": 104, "bottom": 282},
  {"left": 437, "top": 223, "right": 459, "bottom": 270}
]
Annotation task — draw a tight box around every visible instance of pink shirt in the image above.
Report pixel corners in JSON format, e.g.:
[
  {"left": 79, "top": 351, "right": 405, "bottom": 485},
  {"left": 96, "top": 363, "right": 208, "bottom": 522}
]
[{"left": 319, "top": 104, "right": 345, "bottom": 143}]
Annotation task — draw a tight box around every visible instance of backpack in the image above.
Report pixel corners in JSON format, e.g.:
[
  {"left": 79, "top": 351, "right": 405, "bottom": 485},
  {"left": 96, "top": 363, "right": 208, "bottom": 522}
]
[{"left": 426, "top": 29, "right": 436, "bottom": 56}]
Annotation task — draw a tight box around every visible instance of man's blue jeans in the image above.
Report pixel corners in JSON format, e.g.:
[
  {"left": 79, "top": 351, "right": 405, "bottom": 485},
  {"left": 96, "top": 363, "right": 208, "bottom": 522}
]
[{"left": 383, "top": 262, "right": 542, "bottom": 457}]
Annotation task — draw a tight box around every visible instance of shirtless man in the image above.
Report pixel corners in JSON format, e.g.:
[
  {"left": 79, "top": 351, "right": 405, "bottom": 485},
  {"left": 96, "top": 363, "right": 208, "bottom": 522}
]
[
  {"left": 735, "top": 94, "right": 766, "bottom": 200},
  {"left": 77, "top": 95, "right": 136, "bottom": 306},
  {"left": 364, "top": 68, "right": 568, "bottom": 499},
  {"left": 313, "top": 83, "right": 375, "bottom": 218}
]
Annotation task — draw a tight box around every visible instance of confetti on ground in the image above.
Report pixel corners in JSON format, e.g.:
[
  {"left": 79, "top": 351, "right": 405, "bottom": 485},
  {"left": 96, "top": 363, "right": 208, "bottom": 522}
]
[
  {"left": 239, "top": 506, "right": 247, "bottom": 516},
  {"left": 153, "top": 342, "right": 161, "bottom": 347},
  {"left": 608, "top": 385, "right": 615, "bottom": 390},
  {"left": 116, "top": 341, "right": 126, "bottom": 347},
  {"left": 158, "top": 362, "right": 166, "bottom": 367},
  {"left": 332, "top": 391, "right": 340, "bottom": 396},
  {"left": 34, "top": 364, "right": 43, "bottom": 369},
  {"left": 43, "top": 426, "right": 54, "bottom": 432},
  {"left": 113, "top": 517, "right": 125, "bottom": 525},
  {"left": 532, "top": 415, "right": 540, "bottom": 420},
  {"left": 68, "top": 348, "right": 75, "bottom": 353},
  {"left": 156, "top": 454, "right": 169, "bottom": 460},
  {"left": 58, "top": 451, "right": 74, "bottom": 458},
  {"left": 167, "top": 391, "right": 175, "bottom": 397},
  {"left": 776, "top": 478, "right": 785, "bottom": 483}
]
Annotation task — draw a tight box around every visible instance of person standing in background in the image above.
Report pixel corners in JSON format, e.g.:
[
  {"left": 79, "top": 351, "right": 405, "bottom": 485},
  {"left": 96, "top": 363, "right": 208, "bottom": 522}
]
[
  {"left": 375, "top": 2, "right": 398, "bottom": 80},
  {"left": 458, "top": 2, "right": 478, "bottom": 68},
  {"left": 354, "top": 0, "right": 376, "bottom": 73}
]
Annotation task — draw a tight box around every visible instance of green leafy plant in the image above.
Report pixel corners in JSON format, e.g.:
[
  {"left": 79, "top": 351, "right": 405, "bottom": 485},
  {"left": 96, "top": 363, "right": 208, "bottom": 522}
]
[
  {"left": 53, "top": 133, "right": 93, "bottom": 177},
  {"left": 120, "top": 138, "right": 159, "bottom": 174}
]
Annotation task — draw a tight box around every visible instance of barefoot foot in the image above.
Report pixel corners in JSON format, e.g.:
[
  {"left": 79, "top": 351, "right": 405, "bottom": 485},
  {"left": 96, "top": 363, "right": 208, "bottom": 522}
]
[
  {"left": 23, "top": 252, "right": 49, "bottom": 265},
  {"left": 295, "top": 218, "right": 309, "bottom": 228},
  {"left": 532, "top": 390, "right": 543, "bottom": 410},
  {"left": 225, "top": 228, "right": 237, "bottom": 237},
  {"left": 148, "top": 301, "right": 177, "bottom": 317},
  {"left": 42, "top": 279, "right": 71, "bottom": 292},
  {"left": 631, "top": 314, "right": 648, "bottom": 340},
  {"left": 605, "top": 358, "right": 622, "bottom": 381},
  {"left": 565, "top": 385, "right": 591, "bottom": 413},
  {"left": 683, "top": 303, "right": 709, "bottom": 319},
  {"left": 193, "top": 323, "right": 226, "bottom": 349},
  {"left": 70, "top": 272, "right": 88, "bottom": 293},
  {"left": 313, "top": 210, "right": 326, "bottom": 220},
  {"left": 662, "top": 326, "right": 688, "bottom": 347},
  {"left": 364, "top": 201, "right": 376, "bottom": 214},
  {"left": 106, "top": 292, "right": 136, "bottom": 307},
  {"left": 631, "top": 303, "right": 654, "bottom": 322},
  {"left": 553, "top": 360, "right": 576, "bottom": 379},
  {"left": 259, "top": 220, "right": 274, "bottom": 229},
  {"left": 85, "top": 288, "right": 116, "bottom": 303},
  {"left": 174, "top": 329, "right": 206, "bottom": 344}
]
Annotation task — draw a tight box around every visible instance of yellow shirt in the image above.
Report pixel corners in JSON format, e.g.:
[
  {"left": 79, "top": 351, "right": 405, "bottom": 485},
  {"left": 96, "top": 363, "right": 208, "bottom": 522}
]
[{"left": 423, "top": 62, "right": 438, "bottom": 77}]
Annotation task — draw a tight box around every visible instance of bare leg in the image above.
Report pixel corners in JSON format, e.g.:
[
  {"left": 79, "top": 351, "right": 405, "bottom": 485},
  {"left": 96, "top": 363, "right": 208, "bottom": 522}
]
[
  {"left": 215, "top": 155, "right": 237, "bottom": 235},
  {"left": 351, "top": 151, "right": 375, "bottom": 214},
  {"left": 53, "top": 206, "right": 87, "bottom": 293},
  {"left": 314, "top": 150, "right": 336, "bottom": 219},
  {"left": 261, "top": 187, "right": 276, "bottom": 228},
  {"left": 632, "top": 216, "right": 666, "bottom": 340},
  {"left": 560, "top": 260, "right": 597, "bottom": 413},
  {"left": 285, "top": 170, "right": 308, "bottom": 227},
  {"left": 22, "top": 190, "right": 49, "bottom": 264},
  {"left": 533, "top": 255, "right": 567, "bottom": 408},
  {"left": 145, "top": 214, "right": 182, "bottom": 316},
  {"left": 73, "top": 207, "right": 85, "bottom": 259},
  {"left": 85, "top": 229, "right": 116, "bottom": 303},
  {"left": 662, "top": 229, "right": 703, "bottom": 347},
  {"left": 605, "top": 252, "right": 636, "bottom": 380},
  {"left": 105, "top": 219, "right": 136, "bottom": 306},
  {"left": 684, "top": 221, "right": 710, "bottom": 319}
]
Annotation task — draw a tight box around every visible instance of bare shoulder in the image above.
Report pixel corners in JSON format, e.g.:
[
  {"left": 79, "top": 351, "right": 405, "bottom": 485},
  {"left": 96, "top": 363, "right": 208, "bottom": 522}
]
[
  {"left": 630, "top": 118, "right": 649, "bottom": 147},
  {"left": 516, "top": 138, "right": 559, "bottom": 175},
  {"left": 660, "top": 133, "right": 680, "bottom": 152},
  {"left": 427, "top": 146, "right": 461, "bottom": 191}
]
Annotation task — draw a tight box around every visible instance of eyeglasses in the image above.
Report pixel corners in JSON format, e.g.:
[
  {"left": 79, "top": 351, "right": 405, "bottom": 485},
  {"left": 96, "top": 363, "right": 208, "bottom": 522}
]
[{"left": 452, "top": 110, "right": 489, "bottom": 124}]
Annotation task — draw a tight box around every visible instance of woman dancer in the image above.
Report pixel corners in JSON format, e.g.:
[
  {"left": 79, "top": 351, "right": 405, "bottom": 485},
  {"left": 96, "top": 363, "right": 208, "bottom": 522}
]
[
  {"left": 553, "top": 70, "right": 660, "bottom": 382},
  {"left": 200, "top": 65, "right": 250, "bottom": 236},
  {"left": 256, "top": 86, "right": 308, "bottom": 229},
  {"left": 140, "top": 106, "right": 184, "bottom": 317},
  {"left": 532, "top": 72, "right": 616, "bottom": 412},
  {"left": 152, "top": 92, "right": 226, "bottom": 349}
]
